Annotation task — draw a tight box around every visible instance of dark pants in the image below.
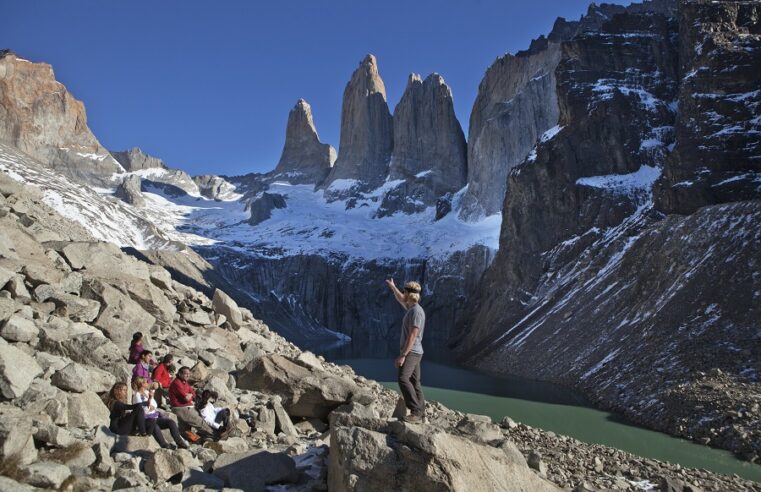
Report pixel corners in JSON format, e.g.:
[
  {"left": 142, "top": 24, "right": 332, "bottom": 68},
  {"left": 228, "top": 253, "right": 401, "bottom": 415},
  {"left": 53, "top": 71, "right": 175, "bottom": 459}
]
[
  {"left": 398, "top": 353, "right": 425, "bottom": 416},
  {"left": 147, "top": 417, "right": 184, "bottom": 447},
  {"left": 111, "top": 406, "right": 147, "bottom": 435}
]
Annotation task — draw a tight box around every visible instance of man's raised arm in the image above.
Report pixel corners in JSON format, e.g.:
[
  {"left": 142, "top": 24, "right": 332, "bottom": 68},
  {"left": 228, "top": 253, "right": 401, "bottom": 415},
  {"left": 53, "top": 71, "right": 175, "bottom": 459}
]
[{"left": 385, "top": 278, "right": 407, "bottom": 309}]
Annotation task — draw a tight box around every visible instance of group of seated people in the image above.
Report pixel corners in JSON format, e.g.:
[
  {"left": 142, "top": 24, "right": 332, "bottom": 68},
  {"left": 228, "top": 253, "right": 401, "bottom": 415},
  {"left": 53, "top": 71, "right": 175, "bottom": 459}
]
[{"left": 105, "top": 332, "right": 233, "bottom": 448}]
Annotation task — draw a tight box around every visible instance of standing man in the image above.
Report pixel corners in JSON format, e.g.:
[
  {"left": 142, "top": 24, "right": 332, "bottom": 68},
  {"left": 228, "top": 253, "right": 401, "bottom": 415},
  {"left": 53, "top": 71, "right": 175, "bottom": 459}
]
[{"left": 386, "top": 279, "right": 426, "bottom": 423}]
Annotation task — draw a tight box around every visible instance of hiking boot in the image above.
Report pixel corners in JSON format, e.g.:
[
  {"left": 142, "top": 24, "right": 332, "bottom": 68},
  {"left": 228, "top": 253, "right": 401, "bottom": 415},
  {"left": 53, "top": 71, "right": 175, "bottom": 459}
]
[{"left": 402, "top": 414, "right": 423, "bottom": 424}]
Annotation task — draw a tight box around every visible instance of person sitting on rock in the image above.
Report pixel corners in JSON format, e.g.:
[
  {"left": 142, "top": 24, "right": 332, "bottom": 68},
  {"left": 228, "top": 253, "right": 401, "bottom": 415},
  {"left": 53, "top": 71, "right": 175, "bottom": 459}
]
[
  {"left": 196, "top": 389, "right": 232, "bottom": 436},
  {"left": 169, "top": 366, "right": 216, "bottom": 438},
  {"left": 106, "top": 382, "right": 149, "bottom": 436},
  {"left": 127, "top": 332, "right": 145, "bottom": 364},
  {"left": 132, "top": 349, "right": 158, "bottom": 388},
  {"left": 132, "top": 376, "right": 189, "bottom": 449},
  {"left": 152, "top": 354, "right": 174, "bottom": 408}
]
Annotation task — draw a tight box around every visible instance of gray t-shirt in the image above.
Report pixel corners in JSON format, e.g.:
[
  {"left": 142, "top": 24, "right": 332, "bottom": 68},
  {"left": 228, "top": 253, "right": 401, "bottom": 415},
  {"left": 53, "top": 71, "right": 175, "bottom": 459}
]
[{"left": 400, "top": 303, "right": 425, "bottom": 355}]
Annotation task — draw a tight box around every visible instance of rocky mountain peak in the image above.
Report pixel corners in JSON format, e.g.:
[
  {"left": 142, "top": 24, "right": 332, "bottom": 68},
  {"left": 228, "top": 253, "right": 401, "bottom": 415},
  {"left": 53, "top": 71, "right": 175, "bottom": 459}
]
[
  {"left": 272, "top": 98, "right": 335, "bottom": 184},
  {"left": 380, "top": 71, "right": 466, "bottom": 216},
  {"left": 459, "top": 33, "right": 567, "bottom": 220},
  {"left": 0, "top": 52, "right": 122, "bottom": 185},
  {"left": 406, "top": 72, "right": 423, "bottom": 87},
  {"left": 322, "top": 54, "right": 393, "bottom": 192},
  {"left": 109, "top": 147, "right": 167, "bottom": 172}
]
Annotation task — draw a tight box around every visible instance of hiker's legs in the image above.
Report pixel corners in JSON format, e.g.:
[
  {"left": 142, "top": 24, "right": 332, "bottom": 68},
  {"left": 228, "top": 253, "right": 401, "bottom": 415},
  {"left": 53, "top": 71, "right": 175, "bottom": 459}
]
[
  {"left": 147, "top": 418, "right": 168, "bottom": 447},
  {"left": 173, "top": 406, "right": 215, "bottom": 437},
  {"left": 130, "top": 406, "right": 147, "bottom": 434},
  {"left": 398, "top": 353, "right": 422, "bottom": 414},
  {"left": 156, "top": 417, "right": 184, "bottom": 446},
  {"left": 409, "top": 356, "right": 425, "bottom": 416}
]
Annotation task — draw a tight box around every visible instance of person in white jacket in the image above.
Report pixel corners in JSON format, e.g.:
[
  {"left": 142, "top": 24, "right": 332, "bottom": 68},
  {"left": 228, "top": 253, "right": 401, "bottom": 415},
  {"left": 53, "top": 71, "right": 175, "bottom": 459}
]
[{"left": 196, "top": 390, "right": 232, "bottom": 433}]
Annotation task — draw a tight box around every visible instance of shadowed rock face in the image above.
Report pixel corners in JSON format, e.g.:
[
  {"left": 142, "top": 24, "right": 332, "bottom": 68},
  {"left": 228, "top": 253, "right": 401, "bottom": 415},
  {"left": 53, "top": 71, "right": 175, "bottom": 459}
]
[
  {"left": 458, "top": 3, "right": 681, "bottom": 361},
  {"left": 390, "top": 73, "right": 467, "bottom": 196},
  {"left": 654, "top": 0, "right": 761, "bottom": 214},
  {"left": 272, "top": 99, "right": 335, "bottom": 184},
  {"left": 456, "top": 0, "right": 761, "bottom": 460},
  {"left": 0, "top": 51, "right": 123, "bottom": 185},
  {"left": 323, "top": 55, "right": 393, "bottom": 191},
  {"left": 110, "top": 147, "right": 167, "bottom": 172}
]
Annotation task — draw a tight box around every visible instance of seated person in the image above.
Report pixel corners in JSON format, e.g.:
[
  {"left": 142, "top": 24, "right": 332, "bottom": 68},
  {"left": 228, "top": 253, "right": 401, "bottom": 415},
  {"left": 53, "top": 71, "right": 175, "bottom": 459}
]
[
  {"left": 132, "top": 377, "right": 188, "bottom": 449},
  {"left": 169, "top": 366, "right": 215, "bottom": 438},
  {"left": 132, "top": 350, "right": 158, "bottom": 388},
  {"left": 127, "top": 332, "right": 146, "bottom": 364},
  {"left": 196, "top": 390, "right": 233, "bottom": 435},
  {"left": 152, "top": 354, "right": 174, "bottom": 408},
  {"left": 106, "top": 382, "right": 148, "bottom": 436}
]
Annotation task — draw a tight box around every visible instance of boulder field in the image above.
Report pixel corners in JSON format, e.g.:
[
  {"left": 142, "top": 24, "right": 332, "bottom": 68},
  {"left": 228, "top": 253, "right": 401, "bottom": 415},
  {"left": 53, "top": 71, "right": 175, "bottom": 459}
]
[{"left": 0, "top": 164, "right": 757, "bottom": 491}]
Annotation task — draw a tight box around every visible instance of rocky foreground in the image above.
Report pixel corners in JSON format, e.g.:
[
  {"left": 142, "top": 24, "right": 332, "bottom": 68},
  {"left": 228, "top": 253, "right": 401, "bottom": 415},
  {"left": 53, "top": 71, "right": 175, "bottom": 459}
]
[{"left": 0, "top": 167, "right": 758, "bottom": 491}]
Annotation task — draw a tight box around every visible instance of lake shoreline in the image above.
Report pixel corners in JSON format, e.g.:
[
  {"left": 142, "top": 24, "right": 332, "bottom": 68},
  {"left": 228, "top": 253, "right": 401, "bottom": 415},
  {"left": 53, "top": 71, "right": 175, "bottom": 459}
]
[{"left": 327, "top": 356, "right": 761, "bottom": 484}]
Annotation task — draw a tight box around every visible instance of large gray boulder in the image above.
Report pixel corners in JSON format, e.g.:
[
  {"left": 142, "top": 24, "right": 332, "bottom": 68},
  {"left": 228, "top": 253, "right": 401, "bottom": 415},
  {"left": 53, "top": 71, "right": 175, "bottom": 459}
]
[
  {"left": 33, "top": 286, "right": 100, "bottom": 322},
  {"left": 212, "top": 289, "right": 244, "bottom": 330},
  {"left": 0, "top": 344, "right": 42, "bottom": 398},
  {"left": 323, "top": 54, "right": 393, "bottom": 191},
  {"left": 82, "top": 279, "right": 155, "bottom": 347},
  {"left": 328, "top": 417, "right": 558, "bottom": 491},
  {"left": 272, "top": 99, "right": 335, "bottom": 184},
  {"left": 22, "top": 461, "right": 71, "bottom": 489},
  {"left": 212, "top": 450, "right": 298, "bottom": 492},
  {"left": 60, "top": 242, "right": 151, "bottom": 281},
  {"left": 0, "top": 410, "right": 38, "bottom": 466},
  {"left": 39, "top": 331, "right": 125, "bottom": 379},
  {"left": 145, "top": 448, "right": 187, "bottom": 482},
  {"left": 0, "top": 314, "right": 38, "bottom": 342},
  {"left": 122, "top": 279, "right": 175, "bottom": 326},
  {"left": 67, "top": 390, "right": 110, "bottom": 428},
  {"left": 51, "top": 361, "right": 116, "bottom": 393},
  {"left": 237, "top": 354, "right": 359, "bottom": 419}
]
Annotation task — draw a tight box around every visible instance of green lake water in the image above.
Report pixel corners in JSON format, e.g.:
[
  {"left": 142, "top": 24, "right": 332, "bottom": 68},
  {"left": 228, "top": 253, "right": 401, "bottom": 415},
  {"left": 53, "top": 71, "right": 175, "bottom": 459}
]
[{"left": 332, "top": 358, "right": 761, "bottom": 483}]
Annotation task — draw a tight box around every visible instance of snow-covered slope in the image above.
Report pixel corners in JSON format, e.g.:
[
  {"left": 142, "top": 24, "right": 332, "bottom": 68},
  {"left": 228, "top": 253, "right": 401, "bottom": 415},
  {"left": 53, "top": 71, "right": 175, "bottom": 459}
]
[{"left": 0, "top": 143, "right": 178, "bottom": 250}]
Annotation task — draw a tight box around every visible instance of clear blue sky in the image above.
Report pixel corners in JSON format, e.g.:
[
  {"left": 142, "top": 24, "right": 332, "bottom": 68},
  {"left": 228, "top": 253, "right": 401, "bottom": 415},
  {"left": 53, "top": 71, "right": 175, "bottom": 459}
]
[{"left": 6, "top": 0, "right": 623, "bottom": 176}]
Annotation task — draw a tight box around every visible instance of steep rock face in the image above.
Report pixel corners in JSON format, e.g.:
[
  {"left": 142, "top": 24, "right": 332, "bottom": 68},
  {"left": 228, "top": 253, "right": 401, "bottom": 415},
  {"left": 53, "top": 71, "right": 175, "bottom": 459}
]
[
  {"left": 0, "top": 51, "right": 123, "bottom": 184},
  {"left": 470, "top": 201, "right": 761, "bottom": 459},
  {"left": 459, "top": 7, "right": 679, "bottom": 351},
  {"left": 458, "top": 1, "right": 761, "bottom": 458},
  {"left": 384, "top": 73, "right": 466, "bottom": 212},
  {"left": 272, "top": 99, "right": 335, "bottom": 184},
  {"left": 654, "top": 0, "right": 761, "bottom": 214},
  {"left": 109, "top": 147, "right": 167, "bottom": 172},
  {"left": 323, "top": 55, "right": 393, "bottom": 192},
  {"left": 200, "top": 245, "right": 494, "bottom": 354},
  {"left": 458, "top": 36, "right": 566, "bottom": 220}
]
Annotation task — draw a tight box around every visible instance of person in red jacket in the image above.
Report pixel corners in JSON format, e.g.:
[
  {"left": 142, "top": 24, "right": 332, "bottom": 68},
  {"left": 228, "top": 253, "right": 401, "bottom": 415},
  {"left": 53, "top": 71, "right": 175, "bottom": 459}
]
[
  {"left": 152, "top": 354, "right": 174, "bottom": 408},
  {"left": 169, "top": 366, "right": 214, "bottom": 438}
]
